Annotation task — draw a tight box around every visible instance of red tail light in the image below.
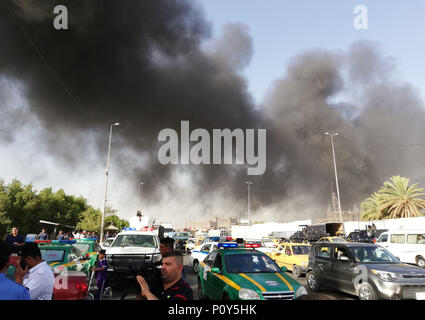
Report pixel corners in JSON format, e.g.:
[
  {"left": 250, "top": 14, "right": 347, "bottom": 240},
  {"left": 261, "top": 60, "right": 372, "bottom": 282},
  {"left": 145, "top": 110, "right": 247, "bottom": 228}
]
[
  {"left": 76, "top": 283, "right": 88, "bottom": 295},
  {"left": 373, "top": 238, "right": 376, "bottom": 243}
]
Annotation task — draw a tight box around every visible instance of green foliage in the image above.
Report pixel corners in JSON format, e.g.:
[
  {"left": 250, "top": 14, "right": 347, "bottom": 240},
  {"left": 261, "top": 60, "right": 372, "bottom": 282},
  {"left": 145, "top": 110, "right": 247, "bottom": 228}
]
[
  {"left": 105, "top": 214, "right": 130, "bottom": 231},
  {"left": 0, "top": 178, "right": 126, "bottom": 237},
  {"left": 76, "top": 207, "right": 102, "bottom": 233},
  {"left": 360, "top": 176, "right": 425, "bottom": 221}
]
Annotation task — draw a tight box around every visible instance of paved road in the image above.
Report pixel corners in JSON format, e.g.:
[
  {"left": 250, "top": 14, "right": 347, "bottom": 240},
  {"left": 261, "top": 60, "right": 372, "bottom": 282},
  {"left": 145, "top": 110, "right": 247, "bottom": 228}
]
[{"left": 105, "top": 253, "right": 355, "bottom": 300}]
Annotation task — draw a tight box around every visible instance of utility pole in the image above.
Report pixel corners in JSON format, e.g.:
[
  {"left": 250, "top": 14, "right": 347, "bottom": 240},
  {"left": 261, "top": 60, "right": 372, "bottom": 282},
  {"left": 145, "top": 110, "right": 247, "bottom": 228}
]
[
  {"left": 325, "top": 132, "right": 344, "bottom": 233},
  {"left": 100, "top": 122, "right": 119, "bottom": 243},
  {"left": 246, "top": 179, "right": 253, "bottom": 218}
]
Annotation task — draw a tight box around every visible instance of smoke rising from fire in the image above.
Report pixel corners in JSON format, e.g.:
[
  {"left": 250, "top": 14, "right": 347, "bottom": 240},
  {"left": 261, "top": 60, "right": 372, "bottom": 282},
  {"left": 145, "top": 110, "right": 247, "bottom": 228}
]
[{"left": 1, "top": 1, "right": 424, "bottom": 223}]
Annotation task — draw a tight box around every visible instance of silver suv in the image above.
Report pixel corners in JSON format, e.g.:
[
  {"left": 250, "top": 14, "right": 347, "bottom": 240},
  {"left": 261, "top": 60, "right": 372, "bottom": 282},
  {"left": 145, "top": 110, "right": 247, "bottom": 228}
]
[{"left": 306, "top": 242, "right": 425, "bottom": 300}]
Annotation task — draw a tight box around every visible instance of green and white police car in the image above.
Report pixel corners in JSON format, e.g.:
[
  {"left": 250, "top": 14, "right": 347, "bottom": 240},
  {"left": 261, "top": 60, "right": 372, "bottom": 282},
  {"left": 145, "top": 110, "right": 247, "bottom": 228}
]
[{"left": 197, "top": 242, "right": 308, "bottom": 300}]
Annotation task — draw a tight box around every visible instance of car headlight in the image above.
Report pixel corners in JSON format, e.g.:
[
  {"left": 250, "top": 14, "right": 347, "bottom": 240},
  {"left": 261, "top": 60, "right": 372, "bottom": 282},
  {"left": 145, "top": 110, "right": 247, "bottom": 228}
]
[
  {"left": 239, "top": 288, "right": 261, "bottom": 300},
  {"left": 300, "top": 261, "right": 307, "bottom": 266},
  {"left": 371, "top": 270, "right": 402, "bottom": 281},
  {"left": 296, "top": 286, "right": 308, "bottom": 298},
  {"left": 153, "top": 254, "right": 162, "bottom": 263}
]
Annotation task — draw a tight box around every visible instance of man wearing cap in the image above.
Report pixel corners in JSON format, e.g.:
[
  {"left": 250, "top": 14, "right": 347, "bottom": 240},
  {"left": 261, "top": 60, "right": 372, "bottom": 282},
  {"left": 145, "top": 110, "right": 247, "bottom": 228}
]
[
  {"left": 0, "top": 240, "right": 30, "bottom": 300},
  {"left": 14, "top": 242, "right": 55, "bottom": 300}
]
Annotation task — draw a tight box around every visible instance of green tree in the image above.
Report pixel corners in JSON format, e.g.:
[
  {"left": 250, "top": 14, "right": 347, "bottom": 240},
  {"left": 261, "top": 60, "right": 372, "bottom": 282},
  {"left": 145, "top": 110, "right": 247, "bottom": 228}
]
[
  {"left": 378, "top": 176, "right": 425, "bottom": 219},
  {"left": 105, "top": 214, "right": 129, "bottom": 231},
  {"left": 360, "top": 192, "right": 384, "bottom": 221},
  {"left": 76, "top": 207, "right": 102, "bottom": 233},
  {"left": 360, "top": 176, "right": 425, "bottom": 220}
]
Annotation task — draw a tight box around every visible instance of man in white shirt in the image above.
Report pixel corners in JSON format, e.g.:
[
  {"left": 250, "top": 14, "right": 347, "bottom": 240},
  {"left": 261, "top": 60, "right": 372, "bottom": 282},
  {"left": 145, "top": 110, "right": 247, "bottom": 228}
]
[{"left": 14, "top": 243, "right": 55, "bottom": 300}]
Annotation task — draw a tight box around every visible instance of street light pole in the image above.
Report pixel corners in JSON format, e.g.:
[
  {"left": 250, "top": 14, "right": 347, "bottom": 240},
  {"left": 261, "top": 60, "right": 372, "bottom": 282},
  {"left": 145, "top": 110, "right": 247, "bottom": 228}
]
[
  {"left": 325, "top": 132, "right": 343, "bottom": 226},
  {"left": 138, "top": 182, "right": 143, "bottom": 209},
  {"left": 100, "top": 122, "right": 119, "bottom": 243},
  {"left": 246, "top": 179, "right": 253, "bottom": 218}
]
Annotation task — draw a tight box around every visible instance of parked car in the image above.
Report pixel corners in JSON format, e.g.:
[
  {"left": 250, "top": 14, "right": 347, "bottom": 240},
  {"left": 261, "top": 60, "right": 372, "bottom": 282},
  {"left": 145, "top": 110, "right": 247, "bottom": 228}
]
[
  {"left": 185, "top": 238, "right": 197, "bottom": 252},
  {"left": 266, "top": 243, "right": 310, "bottom": 278},
  {"left": 198, "top": 244, "right": 308, "bottom": 300},
  {"left": 189, "top": 241, "right": 219, "bottom": 272},
  {"left": 376, "top": 229, "right": 425, "bottom": 268},
  {"left": 306, "top": 242, "right": 425, "bottom": 300},
  {"left": 347, "top": 229, "right": 388, "bottom": 243},
  {"left": 7, "top": 245, "right": 90, "bottom": 300}
]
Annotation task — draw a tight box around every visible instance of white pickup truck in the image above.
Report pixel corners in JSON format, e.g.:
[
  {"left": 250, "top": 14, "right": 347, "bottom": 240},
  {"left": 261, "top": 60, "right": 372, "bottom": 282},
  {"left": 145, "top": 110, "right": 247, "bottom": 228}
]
[{"left": 104, "top": 228, "right": 162, "bottom": 278}]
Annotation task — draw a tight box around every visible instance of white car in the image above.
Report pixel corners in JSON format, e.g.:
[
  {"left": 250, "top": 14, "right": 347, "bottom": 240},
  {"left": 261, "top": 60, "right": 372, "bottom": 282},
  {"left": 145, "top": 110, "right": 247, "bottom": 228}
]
[
  {"left": 189, "top": 242, "right": 218, "bottom": 272},
  {"left": 185, "top": 238, "right": 197, "bottom": 252},
  {"left": 100, "top": 237, "right": 115, "bottom": 250},
  {"left": 105, "top": 229, "right": 161, "bottom": 275}
]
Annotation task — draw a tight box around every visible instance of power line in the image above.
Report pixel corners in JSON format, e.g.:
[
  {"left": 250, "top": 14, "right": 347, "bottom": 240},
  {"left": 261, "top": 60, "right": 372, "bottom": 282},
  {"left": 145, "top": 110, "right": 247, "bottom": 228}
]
[{"left": 2, "top": 0, "right": 89, "bottom": 117}]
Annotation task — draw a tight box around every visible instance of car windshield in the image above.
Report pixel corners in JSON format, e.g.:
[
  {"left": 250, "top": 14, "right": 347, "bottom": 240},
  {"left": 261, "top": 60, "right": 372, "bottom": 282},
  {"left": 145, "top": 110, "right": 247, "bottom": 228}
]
[
  {"left": 348, "top": 246, "right": 399, "bottom": 263},
  {"left": 41, "top": 249, "right": 65, "bottom": 262},
  {"left": 225, "top": 253, "right": 281, "bottom": 273},
  {"left": 73, "top": 243, "right": 90, "bottom": 252},
  {"left": 112, "top": 234, "right": 157, "bottom": 248},
  {"left": 332, "top": 238, "right": 346, "bottom": 243},
  {"left": 176, "top": 233, "right": 189, "bottom": 238},
  {"left": 291, "top": 246, "right": 310, "bottom": 255}
]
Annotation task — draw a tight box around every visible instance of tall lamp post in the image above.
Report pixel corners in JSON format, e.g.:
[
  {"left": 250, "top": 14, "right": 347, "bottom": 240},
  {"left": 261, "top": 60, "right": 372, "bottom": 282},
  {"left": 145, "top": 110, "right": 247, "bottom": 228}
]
[
  {"left": 100, "top": 122, "right": 119, "bottom": 243},
  {"left": 325, "top": 132, "right": 344, "bottom": 228},
  {"left": 246, "top": 179, "right": 253, "bottom": 218},
  {"left": 137, "top": 181, "right": 143, "bottom": 209}
]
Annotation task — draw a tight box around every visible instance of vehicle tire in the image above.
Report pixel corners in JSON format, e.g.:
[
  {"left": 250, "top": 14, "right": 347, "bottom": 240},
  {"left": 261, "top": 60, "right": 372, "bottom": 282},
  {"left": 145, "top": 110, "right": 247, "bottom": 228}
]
[
  {"left": 198, "top": 277, "right": 207, "bottom": 300},
  {"left": 358, "top": 282, "right": 378, "bottom": 300},
  {"left": 417, "top": 256, "right": 425, "bottom": 268},
  {"left": 292, "top": 265, "right": 301, "bottom": 278},
  {"left": 193, "top": 260, "right": 199, "bottom": 273},
  {"left": 306, "top": 271, "right": 321, "bottom": 292}
]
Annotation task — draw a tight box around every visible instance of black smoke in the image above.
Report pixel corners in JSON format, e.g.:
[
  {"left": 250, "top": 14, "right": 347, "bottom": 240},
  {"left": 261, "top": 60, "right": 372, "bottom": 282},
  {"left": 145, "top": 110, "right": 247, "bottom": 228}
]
[{"left": 1, "top": 1, "right": 425, "bottom": 222}]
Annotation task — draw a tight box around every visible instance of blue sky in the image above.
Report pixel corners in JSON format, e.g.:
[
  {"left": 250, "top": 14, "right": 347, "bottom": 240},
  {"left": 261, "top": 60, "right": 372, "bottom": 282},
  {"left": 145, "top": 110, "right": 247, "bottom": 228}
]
[{"left": 198, "top": 0, "right": 425, "bottom": 104}]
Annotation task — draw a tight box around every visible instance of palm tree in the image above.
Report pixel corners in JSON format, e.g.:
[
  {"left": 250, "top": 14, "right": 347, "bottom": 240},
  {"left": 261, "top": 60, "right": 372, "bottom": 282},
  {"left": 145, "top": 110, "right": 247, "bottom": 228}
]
[
  {"left": 360, "top": 192, "right": 385, "bottom": 221},
  {"left": 377, "top": 176, "right": 425, "bottom": 219}
]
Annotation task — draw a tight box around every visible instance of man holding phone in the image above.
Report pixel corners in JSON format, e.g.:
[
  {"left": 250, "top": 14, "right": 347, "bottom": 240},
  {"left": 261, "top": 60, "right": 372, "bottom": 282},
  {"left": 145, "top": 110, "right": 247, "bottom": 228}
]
[
  {"left": 14, "top": 242, "right": 55, "bottom": 300},
  {"left": 0, "top": 241, "right": 30, "bottom": 300},
  {"left": 4, "top": 227, "right": 25, "bottom": 254}
]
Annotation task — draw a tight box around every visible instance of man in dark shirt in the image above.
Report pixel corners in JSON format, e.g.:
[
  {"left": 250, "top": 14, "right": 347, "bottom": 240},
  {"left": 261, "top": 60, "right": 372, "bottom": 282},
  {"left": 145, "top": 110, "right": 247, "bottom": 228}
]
[
  {"left": 4, "top": 227, "right": 25, "bottom": 254},
  {"left": 136, "top": 251, "right": 193, "bottom": 300}
]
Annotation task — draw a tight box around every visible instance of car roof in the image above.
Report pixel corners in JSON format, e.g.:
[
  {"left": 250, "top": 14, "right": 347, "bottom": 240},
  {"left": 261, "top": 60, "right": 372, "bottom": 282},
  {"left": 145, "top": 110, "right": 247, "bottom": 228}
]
[
  {"left": 384, "top": 229, "right": 425, "bottom": 233},
  {"left": 313, "top": 242, "right": 378, "bottom": 247},
  {"left": 283, "top": 243, "right": 310, "bottom": 246},
  {"left": 219, "top": 248, "right": 267, "bottom": 255},
  {"left": 38, "top": 244, "right": 73, "bottom": 249},
  {"left": 116, "top": 231, "right": 157, "bottom": 236}
]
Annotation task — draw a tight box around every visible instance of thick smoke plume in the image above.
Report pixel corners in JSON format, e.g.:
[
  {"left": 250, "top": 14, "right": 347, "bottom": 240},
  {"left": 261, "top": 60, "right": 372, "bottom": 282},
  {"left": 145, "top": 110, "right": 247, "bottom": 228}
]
[{"left": 1, "top": 1, "right": 425, "bottom": 223}]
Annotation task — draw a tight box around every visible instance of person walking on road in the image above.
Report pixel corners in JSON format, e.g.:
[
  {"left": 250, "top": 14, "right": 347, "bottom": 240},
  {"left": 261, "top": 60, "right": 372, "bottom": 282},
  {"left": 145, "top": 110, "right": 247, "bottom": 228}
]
[{"left": 91, "top": 249, "right": 108, "bottom": 300}]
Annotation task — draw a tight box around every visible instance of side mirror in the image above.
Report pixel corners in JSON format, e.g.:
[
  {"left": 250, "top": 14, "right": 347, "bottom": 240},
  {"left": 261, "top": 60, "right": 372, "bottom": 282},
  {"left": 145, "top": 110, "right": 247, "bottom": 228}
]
[
  {"left": 280, "top": 266, "right": 287, "bottom": 272},
  {"left": 211, "top": 267, "right": 220, "bottom": 273}
]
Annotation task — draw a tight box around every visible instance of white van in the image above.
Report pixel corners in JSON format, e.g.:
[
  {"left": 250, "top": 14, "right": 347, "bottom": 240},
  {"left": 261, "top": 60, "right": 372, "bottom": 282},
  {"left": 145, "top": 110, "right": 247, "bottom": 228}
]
[{"left": 376, "top": 229, "right": 425, "bottom": 268}]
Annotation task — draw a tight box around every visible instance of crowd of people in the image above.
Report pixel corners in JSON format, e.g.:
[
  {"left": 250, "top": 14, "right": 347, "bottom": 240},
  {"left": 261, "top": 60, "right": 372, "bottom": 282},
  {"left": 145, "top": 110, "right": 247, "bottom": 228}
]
[{"left": 1, "top": 226, "right": 193, "bottom": 300}]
